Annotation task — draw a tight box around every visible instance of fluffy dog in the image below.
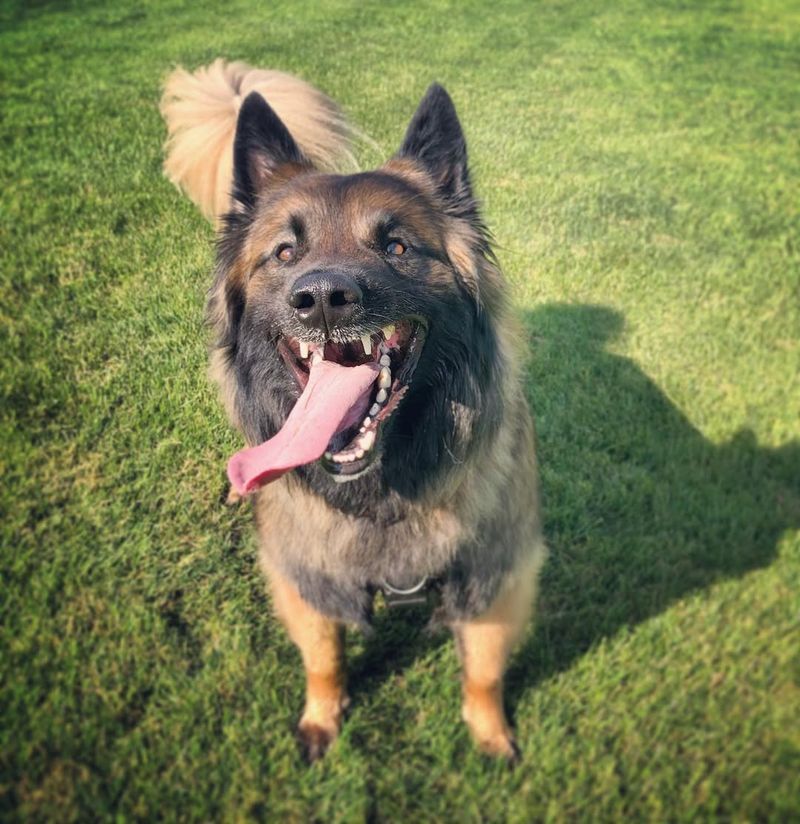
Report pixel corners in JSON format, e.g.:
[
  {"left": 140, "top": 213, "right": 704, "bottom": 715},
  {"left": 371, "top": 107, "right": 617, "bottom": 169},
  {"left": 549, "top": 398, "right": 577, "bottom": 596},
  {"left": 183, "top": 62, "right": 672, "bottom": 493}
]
[{"left": 161, "top": 60, "right": 546, "bottom": 760}]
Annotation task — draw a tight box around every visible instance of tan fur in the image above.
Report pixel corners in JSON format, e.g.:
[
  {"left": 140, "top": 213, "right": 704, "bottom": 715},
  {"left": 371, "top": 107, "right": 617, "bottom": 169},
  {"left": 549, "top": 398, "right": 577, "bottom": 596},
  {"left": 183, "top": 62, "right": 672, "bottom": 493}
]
[
  {"left": 263, "top": 560, "right": 348, "bottom": 759},
  {"left": 208, "top": 347, "right": 241, "bottom": 430},
  {"left": 454, "top": 553, "right": 544, "bottom": 758},
  {"left": 160, "top": 59, "right": 359, "bottom": 222}
]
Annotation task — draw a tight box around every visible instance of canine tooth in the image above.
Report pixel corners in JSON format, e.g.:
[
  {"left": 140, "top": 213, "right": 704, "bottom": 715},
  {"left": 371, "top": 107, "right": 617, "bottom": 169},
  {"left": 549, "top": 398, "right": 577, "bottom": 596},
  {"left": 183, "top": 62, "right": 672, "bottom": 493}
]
[
  {"left": 324, "top": 451, "right": 332, "bottom": 460},
  {"left": 382, "top": 324, "right": 395, "bottom": 340},
  {"left": 362, "top": 416, "right": 372, "bottom": 428},
  {"left": 376, "top": 388, "right": 388, "bottom": 404},
  {"left": 379, "top": 354, "right": 391, "bottom": 367},
  {"left": 355, "top": 448, "right": 365, "bottom": 459},
  {"left": 369, "top": 403, "right": 380, "bottom": 417},
  {"left": 312, "top": 349, "right": 323, "bottom": 365},
  {"left": 360, "top": 430, "right": 376, "bottom": 450},
  {"left": 361, "top": 334, "right": 372, "bottom": 355},
  {"left": 378, "top": 367, "right": 391, "bottom": 389},
  {"left": 299, "top": 340, "right": 309, "bottom": 359}
]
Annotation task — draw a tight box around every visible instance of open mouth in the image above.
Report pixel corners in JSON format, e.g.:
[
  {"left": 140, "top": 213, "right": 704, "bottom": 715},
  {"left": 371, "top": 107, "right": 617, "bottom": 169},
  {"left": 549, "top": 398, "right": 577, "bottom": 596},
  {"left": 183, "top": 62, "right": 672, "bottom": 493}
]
[{"left": 277, "top": 318, "right": 427, "bottom": 480}]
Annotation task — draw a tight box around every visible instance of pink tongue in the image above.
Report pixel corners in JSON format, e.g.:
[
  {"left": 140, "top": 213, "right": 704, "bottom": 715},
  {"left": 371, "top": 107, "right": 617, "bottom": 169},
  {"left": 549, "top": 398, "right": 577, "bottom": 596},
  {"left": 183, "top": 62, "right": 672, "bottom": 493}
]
[{"left": 227, "top": 358, "right": 379, "bottom": 495}]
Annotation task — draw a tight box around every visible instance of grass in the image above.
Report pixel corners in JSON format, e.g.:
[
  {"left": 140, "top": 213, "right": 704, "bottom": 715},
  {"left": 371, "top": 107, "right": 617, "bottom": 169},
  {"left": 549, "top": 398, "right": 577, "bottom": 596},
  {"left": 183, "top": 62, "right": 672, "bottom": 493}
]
[{"left": 1, "top": 0, "right": 799, "bottom": 819}]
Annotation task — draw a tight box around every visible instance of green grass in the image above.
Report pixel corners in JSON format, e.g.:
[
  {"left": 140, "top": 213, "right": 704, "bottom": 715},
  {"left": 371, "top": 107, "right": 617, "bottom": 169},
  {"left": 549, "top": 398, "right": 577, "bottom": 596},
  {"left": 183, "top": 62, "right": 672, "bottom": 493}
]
[{"left": 2, "top": 0, "right": 799, "bottom": 819}]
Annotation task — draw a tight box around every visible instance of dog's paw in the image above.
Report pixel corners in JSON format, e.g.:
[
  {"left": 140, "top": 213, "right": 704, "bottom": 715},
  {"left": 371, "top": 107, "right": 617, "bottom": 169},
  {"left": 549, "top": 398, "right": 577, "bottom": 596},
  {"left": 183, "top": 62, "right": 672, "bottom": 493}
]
[
  {"left": 297, "top": 720, "right": 338, "bottom": 763},
  {"left": 476, "top": 731, "right": 521, "bottom": 764},
  {"left": 462, "top": 697, "right": 520, "bottom": 764},
  {"left": 296, "top": 691, "right": 348, "bottom": 763}
]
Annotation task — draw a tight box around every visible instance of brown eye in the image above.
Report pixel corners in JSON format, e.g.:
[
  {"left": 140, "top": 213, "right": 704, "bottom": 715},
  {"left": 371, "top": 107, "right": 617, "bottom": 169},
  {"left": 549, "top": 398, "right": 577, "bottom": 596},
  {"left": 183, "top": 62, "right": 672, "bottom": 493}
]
[
  {"left": 276, "top": 243, "right": 295, "bottom": 262},
  {"left": 386, "top": 240, "right": 406, "bottom": 256}
]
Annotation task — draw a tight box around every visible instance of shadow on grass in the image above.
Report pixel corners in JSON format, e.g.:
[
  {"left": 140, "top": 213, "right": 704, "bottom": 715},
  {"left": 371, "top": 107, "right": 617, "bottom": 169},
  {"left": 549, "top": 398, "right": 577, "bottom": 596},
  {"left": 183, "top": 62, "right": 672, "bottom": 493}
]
[
  {"left": 348, "top": 303, "right": 800, "bottom": 712},
  {"left": 348, "top": 602, "right": 446, "bottom": 694},
  {"left": 505, "top": 303, "right": 800, "bottom": 711}
]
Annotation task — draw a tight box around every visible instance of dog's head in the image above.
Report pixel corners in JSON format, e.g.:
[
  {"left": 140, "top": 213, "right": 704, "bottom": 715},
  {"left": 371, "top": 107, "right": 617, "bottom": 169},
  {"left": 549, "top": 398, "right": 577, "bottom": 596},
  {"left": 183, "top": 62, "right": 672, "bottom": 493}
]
[{"left": 212, "top": 86, "right": 508, "bottom": 510}]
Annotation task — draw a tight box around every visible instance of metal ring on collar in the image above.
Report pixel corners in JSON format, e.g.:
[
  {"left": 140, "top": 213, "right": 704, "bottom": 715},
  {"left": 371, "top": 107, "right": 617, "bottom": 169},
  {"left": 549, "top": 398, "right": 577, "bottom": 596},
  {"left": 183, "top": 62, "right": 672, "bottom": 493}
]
[{"left": 381, "top": 577, "right": 428, "bottom": 596}]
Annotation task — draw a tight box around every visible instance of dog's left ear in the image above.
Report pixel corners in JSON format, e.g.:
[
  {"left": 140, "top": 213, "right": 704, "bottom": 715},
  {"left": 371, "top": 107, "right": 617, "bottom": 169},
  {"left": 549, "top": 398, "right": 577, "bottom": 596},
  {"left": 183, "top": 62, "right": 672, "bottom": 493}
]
[{"left": 397, "top": 84, "right": 476, "bottom": 223}]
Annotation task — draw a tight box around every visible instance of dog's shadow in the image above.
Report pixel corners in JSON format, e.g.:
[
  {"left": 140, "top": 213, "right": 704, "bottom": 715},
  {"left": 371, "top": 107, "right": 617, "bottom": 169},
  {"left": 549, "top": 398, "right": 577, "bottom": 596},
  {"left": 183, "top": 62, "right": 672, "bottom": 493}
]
[{"left": 349, "top": 303, "right": 800, "bottom": 709}]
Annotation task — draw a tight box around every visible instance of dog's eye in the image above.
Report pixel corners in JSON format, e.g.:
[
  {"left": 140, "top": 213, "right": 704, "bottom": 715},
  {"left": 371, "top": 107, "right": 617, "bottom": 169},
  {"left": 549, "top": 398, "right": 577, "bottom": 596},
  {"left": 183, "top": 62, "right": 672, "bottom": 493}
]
[
  {"left": 386, "top": 240, "right": 406, "bottom": 256},
  {"left": 275, "top": 243, "right": 295, "bottom": 262}
]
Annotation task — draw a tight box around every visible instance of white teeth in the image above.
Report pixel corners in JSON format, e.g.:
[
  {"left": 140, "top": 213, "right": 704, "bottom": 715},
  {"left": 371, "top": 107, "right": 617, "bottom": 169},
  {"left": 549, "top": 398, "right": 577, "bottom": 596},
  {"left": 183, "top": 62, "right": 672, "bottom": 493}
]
[
  {"left": 376, "top": 388, "right": 388, "bottom": 403},
  {"left": 382, "top": 324, "right": 395, "bottom": 340},
  {"left": 299, "top": 340, "right": 309, "bottom": 359},
  {"left": 369, "top": 403, "right": 380, "bottom": 417},
  {"left": 362, "top": 416, "right": 372, "bottom": 428},
  {"left": 379, "top": 354, "right": 391, "bottom": 367},
  {"left": 312, "top": 349, "right": 323, "bottom": 365},
  {"left": 378, "top": 367, "right": 391, "bottom": 389},
  {"left": 361, "top": 334, "right": 372, "bottom": 355},
  {"left": 327, "top": 421, "right": 377, "bottom": 467}
]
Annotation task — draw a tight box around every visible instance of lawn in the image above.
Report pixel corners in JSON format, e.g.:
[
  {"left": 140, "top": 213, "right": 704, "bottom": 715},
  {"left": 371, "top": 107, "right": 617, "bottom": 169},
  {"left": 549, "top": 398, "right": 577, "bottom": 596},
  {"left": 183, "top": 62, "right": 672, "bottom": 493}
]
[{"left": 1, "top": 0, "right": 799, "bottom": 819}]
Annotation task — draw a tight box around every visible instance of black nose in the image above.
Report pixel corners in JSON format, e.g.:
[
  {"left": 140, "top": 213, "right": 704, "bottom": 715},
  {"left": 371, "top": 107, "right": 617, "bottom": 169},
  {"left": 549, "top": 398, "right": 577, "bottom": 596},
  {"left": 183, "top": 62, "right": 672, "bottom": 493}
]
[{"left": 288, "top": 270, "right": 363, "bottom": 332}]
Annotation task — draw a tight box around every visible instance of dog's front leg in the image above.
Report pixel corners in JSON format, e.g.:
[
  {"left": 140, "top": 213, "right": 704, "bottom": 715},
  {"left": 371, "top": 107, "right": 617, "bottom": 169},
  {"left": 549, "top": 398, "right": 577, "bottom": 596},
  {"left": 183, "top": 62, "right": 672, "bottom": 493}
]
[
  {"left": 451, "top": 555, "right": 541, "bottom": 761},
  {"left": 265, "top": 564, "right": 348, "bottom": 762}
]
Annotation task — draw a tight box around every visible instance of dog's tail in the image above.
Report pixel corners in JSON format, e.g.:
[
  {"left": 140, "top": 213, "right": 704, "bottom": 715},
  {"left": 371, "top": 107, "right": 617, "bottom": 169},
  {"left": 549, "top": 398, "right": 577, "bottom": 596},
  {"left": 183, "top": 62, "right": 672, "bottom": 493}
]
[{"left": 160, "top": 59, "right": 357, "bottom": 223}]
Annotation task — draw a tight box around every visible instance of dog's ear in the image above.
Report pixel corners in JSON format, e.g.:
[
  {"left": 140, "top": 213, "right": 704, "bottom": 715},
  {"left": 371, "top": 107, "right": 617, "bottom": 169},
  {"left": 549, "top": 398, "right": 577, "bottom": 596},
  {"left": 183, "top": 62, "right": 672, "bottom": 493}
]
[
  {"left": 397, "top": 85, "right": 497, "bottom": 306},
  {"left": 232, "top": 92, "right": 310, "bottom": 210},
  {"left": 397, "top": 84, "right": 476, "bottom": 222}
]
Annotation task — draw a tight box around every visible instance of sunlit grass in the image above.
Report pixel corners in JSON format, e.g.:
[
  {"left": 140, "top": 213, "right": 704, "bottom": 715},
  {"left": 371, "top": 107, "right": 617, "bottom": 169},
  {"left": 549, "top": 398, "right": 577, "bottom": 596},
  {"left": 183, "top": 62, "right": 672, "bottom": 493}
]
[{"left": 1, "top": 0, "right": 798, "bottom": 819}]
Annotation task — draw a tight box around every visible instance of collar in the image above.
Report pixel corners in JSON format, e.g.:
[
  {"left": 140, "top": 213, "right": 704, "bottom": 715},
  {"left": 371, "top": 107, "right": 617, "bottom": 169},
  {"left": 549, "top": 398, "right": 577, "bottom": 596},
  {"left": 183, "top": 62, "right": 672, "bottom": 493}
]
[{"left": 380, "top": 576, "right": 441, "bottom": 609}]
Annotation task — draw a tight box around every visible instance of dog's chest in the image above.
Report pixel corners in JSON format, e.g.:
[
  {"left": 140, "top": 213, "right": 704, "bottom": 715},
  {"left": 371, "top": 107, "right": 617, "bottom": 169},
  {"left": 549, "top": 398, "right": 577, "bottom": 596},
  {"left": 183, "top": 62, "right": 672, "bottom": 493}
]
[{"left": 255, "top": 477, "right": 469, "bottom": 586}]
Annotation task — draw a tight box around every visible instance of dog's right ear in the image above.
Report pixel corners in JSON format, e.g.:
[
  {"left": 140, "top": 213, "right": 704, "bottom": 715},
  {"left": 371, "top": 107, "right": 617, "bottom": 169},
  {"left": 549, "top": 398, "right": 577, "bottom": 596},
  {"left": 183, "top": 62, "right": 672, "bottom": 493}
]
[{"left": 232, "top": 92, "right": 311, "bottom": 210}]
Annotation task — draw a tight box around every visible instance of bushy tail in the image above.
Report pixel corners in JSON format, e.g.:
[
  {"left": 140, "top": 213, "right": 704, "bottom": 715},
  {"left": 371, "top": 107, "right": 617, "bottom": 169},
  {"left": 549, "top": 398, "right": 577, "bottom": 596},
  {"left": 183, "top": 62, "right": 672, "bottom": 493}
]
[{"left": 160, "top": 59, "right": 357, "bottom": 222}]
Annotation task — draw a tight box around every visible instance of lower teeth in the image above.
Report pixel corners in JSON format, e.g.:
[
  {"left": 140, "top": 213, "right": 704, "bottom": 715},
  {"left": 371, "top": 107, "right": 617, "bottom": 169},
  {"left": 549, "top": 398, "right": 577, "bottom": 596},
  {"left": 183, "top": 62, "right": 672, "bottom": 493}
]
[{"left": 327, "top": 355, "right": 392, "bottom": 465}]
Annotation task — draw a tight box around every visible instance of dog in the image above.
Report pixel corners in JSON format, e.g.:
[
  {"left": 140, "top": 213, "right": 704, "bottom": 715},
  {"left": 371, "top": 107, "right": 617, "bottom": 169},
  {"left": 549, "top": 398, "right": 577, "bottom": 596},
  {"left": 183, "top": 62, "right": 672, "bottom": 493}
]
[{"left": 160, "top": 60, "right": 546, "bottom": 761}]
